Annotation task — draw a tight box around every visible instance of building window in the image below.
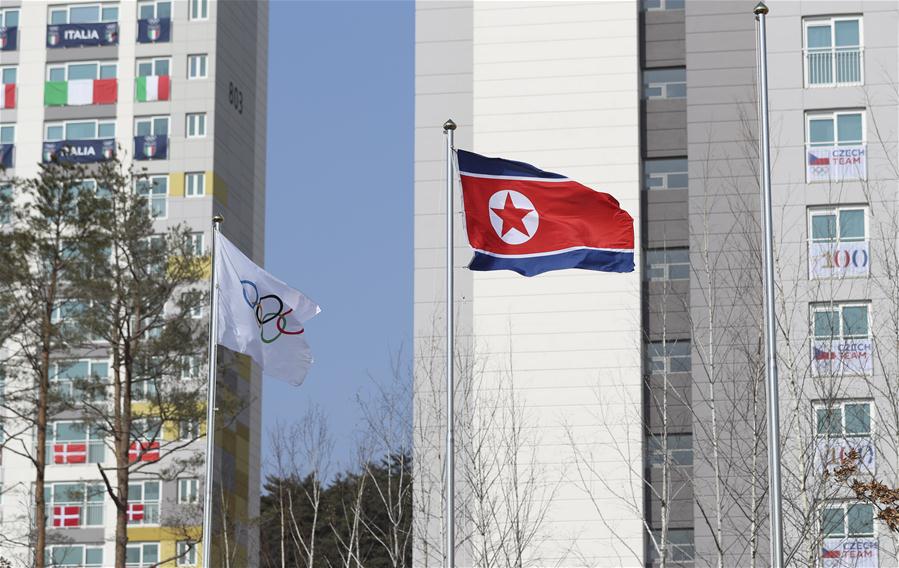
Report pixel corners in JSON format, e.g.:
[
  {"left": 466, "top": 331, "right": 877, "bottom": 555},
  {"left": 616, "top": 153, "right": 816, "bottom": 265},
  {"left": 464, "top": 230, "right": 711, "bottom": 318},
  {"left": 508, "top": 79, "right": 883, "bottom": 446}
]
[
  {"left": 45, "top": 120, "right": 116, "bottom": 141},
  {"left": 647, "top": 340, "right": 691, "bottom": 374},
  {"left": 0, "top": 8, "right": 19, "bottom": 29},
  {"left": 186, "top": 113, "right": 207, "bottom": 138},
  {"left": 821, "top": 502, "right": 874, "bottom": 538},
  {"left": 136, "top": 57, "right": 171, "bottom": 78},
  {"left": 189, "top": 233, "right": 205, "bottom": 256},
  {"left": 643, "top": 68, "right": 686, "bottom": 100},
  {"left": 0, "top": 124, "right": 13, "bottom": 144},
  {"left": 49, "top": 4, "right": 119, "bottom": 24},
  {"left": 46, "top": 545, "right": 104, "bottom": 567},
  {"left": 806, "top": 110, "right": 866, "bottom": 183},
  {"left": 647, "top": 433, "right": 692, "bottom": 466},
  {"left": 1, "top": 66, "right": 16, "bottom": 86},
  {"left": 47, "top": 61, "right": 117, "bottom": 82},
  {"left": 808, "top": 206, "right": 868, "bottom": 279},
  {"left": 816, "top": 401, "right": 872, "bottom": 439},
  {"left": 644, "top": 158, "right": 687, "bottom": 191},
  {"left": 804, "top": 17, "right": 863, "bottom": 87},
  {"left": 46, "top": 482, "right": 105, "bottom": 527},
  {"left": 645, "top": 248, "right": 689, "bottom": 281},
  {"left": 647, "top": 528, "right": 694, "bottom": 562},
  {"left": 48, "top": 420, "right": 105, "bottom": 464},
  {"left": 641, "top": 0, "right": 683, "bottom": 11},
  {"left": 51, "top": 359, "right": 108, "bottom": 402},
  {"left": 127, "top": 480, "right": 160, "bottom": 525},
  {"left": 177, "top": 541, "right": 198, "bottom": 566},
  {"left": 181, "top": 354, "right": 202, "bottom": 379},
  {"left": 135, "top": 116, "right": 170, "bottom": 137},
  {"left": 188, "top": 54, "right": 208, "bottom": 79},
  {"left": 179, "top": 419, "right": 199, "bottom": 440},
  {"left": 185, "top": 172, "right": 206, "bottom": 197},
  {"left": 126, "top": 542, "right": 160, "bottom": 568},
  {"left": 811, "top": 302, "right": 872, "bottom": 376},
  {"left": 178, "top": 478, "right": 199, "bottom": 503},
  {"left": 136, "top": 175, "right": 168, "bottom": 219},
  {"left": 138, "top": 0, "right": 172, "bottom": 20},
  {"left": 189, "top": 0, "right": 208, "bottom": 20}
]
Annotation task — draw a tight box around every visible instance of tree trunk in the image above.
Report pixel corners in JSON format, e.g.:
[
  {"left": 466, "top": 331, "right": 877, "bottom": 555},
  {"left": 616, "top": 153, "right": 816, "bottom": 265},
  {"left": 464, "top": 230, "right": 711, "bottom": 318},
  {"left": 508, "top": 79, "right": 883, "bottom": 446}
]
[{"left": 33, "top": 298, "right": 54, "bottom": 568}]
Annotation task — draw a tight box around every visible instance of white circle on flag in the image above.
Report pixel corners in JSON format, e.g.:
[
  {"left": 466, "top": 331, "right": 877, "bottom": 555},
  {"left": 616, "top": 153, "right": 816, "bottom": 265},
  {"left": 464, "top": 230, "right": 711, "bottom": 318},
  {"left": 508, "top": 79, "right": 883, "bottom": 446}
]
[{"left": 488, "top": 190, "right": 539, "bottom": 245}]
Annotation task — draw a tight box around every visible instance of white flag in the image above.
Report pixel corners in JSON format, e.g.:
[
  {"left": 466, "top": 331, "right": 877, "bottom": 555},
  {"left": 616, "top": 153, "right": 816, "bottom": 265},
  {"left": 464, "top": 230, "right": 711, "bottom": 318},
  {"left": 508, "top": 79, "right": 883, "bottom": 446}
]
[{"left": 215, "top": 234, "right": 321, "bottom": 385}]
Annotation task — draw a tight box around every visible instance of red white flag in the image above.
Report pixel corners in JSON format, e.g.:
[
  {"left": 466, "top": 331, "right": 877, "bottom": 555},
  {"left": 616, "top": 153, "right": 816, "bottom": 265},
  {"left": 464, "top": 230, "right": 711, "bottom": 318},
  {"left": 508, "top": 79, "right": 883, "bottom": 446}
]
[
  {"left": 0, "top": 84, "right": 14, "bottom": 109},
  {"left": 127, "top": 502, "right": 145, "bottom": 522},
  {"left": 52, "top": 505, "right": 81, "bottom": 527},
  {"left": 54, "top": 443, "right": 87, "bottom": 464},
  {"left": 129, "top": 440, "right": 161, "bottom": 463}
]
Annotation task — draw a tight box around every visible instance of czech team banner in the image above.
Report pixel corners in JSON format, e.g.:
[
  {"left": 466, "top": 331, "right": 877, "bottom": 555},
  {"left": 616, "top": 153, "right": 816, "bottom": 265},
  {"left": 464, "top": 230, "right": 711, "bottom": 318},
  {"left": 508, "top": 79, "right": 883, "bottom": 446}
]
[
  {"left": 807, "top": 145, "right": 866, "bottom": 183},
  {"left": 821, "top": 538, "right": 878, "bottom": 568},
  {"left": 457, "top": 149, "right": 634, "bottom": 277},
  {"left": 215, "top": 234, "right": 321, "bottom": 385},
  {"left": 47, "top": 23, "right": 118, "bottom": 48},
  {"left": 137, "top": 17, "right": 171, "bottom": 43}
]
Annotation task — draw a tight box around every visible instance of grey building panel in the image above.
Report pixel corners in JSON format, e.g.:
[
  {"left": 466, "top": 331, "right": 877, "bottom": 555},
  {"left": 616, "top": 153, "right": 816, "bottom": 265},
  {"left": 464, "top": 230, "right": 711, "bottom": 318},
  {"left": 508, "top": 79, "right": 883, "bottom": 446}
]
[
  {"left": 47, "top": 527, "right": 105, "bottom": 543},
  {"left": 647, "top": 281, "right": 691, "bottom": 340},
  {"left": 44, "top": 104, "right": 117, "bottom": 121},
  {"left": 644, "top": 10, "right": 686, "bottom": 68},
  {"left": 645, "top": 99, "right": 686, "bottom": 157},
  {"left": 645, "top": 189, "right": 689, "bottom": 248},
  {"left": 45, "top": 46, "right": 118, "bottom": 63}
]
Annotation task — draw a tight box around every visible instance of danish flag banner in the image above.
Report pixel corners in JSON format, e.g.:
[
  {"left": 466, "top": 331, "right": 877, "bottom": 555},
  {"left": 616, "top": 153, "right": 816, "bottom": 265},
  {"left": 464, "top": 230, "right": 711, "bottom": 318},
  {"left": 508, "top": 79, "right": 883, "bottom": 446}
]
[
  {"left": 457, "top": 149, "right": 635, "bottom": 277},
  {"left": 52, "top": 505, "right": 81, "bottom": 528}
]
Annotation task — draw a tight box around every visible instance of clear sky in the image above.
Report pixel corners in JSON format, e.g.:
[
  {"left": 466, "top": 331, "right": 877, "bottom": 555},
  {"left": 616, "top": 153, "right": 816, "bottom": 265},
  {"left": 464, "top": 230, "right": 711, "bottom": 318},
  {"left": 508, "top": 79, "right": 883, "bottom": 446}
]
[{"left": 261, "top": 1, "right": 414, "bottom": 475}]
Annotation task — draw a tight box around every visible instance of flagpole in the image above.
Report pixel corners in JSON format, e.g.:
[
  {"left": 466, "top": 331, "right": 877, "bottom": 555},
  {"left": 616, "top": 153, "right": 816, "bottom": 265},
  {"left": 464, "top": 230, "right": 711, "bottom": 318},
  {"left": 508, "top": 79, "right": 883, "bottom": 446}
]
[
  {"left": 754, "top": 4, "right": 785, "bottom": 567},
  {"left": 201, "top": 215, "right": 223, "bottom": 568},
  {"left": 443, "top": 118, "right": 456, "bottom": 568}
]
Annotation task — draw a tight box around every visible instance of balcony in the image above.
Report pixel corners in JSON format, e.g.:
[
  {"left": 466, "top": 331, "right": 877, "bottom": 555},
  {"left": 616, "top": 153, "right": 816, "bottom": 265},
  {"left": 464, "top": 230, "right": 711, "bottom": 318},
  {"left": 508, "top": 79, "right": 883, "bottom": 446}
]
[{"left": 805, "top": 46, "right": 863, "bottom": 87}]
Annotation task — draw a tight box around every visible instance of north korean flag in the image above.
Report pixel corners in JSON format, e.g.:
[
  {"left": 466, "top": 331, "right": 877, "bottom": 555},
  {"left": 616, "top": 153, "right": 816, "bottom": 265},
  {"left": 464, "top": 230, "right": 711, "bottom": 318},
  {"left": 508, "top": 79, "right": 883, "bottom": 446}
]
[{"left": 457, "top": 150, "right": 634, "bottom": 277}]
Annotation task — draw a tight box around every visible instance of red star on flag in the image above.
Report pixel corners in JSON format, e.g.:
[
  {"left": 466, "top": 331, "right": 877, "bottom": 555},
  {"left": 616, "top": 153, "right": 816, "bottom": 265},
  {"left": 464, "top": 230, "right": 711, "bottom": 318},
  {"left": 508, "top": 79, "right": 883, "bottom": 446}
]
[{"left": 491, "top": 193, "right": 533, "bottom": 237}]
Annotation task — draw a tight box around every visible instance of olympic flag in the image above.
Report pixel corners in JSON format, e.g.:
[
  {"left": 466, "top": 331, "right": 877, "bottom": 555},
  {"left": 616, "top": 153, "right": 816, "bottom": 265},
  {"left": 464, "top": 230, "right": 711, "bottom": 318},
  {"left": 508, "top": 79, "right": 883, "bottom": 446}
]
[{"left": 214, "top": 234, "right": 321, "bottom": 385}]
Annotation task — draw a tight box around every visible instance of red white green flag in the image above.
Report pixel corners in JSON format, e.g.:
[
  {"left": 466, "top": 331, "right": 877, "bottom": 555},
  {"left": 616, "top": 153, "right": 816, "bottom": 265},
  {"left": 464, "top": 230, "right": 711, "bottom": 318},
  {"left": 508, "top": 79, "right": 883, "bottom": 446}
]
[
  {"left": 44, "top": 79, "right": 117, "bottom": 106},
  {"left": 135, "top": 75, "right": 170, "bottom": 102}
]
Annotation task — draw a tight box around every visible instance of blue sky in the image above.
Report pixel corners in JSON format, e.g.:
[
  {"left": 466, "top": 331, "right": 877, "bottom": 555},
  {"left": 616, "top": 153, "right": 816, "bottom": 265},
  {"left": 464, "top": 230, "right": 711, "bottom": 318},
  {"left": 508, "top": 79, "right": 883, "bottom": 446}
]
[{"left": 261, "top": 1, "right": 414, "bottom": 474}]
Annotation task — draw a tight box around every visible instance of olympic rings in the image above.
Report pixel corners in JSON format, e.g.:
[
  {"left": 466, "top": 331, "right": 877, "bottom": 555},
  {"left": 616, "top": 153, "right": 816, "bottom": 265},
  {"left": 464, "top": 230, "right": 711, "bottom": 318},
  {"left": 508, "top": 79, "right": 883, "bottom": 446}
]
[{"left": 240, "top": 279, "right": 305, "bottom": 343}]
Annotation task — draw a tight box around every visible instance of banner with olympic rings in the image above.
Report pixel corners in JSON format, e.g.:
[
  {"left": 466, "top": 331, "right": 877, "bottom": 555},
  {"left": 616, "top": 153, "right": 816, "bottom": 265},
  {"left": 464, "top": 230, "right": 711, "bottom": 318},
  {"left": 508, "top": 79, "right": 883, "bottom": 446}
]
[{"left": 808, "top": 241, "right": 869, "bottom": 279}]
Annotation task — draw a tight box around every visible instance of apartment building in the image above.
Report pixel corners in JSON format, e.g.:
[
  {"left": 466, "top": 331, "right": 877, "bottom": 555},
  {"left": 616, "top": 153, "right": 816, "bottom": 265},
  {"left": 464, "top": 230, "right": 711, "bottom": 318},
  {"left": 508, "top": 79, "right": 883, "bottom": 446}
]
[
  {"left": 414, "top": 1, "right": 898, "bottom": 566},
  {"left": 0, "top": 1, "right": 268, "bottom": 566}
]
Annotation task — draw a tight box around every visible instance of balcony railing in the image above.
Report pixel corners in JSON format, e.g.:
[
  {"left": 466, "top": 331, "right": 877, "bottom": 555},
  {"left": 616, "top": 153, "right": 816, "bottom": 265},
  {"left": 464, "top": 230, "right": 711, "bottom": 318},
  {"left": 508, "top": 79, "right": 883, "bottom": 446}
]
[{"left": 806, "top": 46, "right": 863, "bottom": 87}]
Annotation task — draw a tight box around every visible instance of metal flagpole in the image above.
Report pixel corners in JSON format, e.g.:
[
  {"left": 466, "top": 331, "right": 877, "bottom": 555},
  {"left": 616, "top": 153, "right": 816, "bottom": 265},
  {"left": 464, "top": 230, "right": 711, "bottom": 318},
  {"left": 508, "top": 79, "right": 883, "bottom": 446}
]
[
  {"left": 201, "top": 215, "right": 223, "bottom": 568},
  {"left": 753, "top": 4, "right": 785, "bottom": 567},
  {"left": 443, "top": 118, "right": 456, "bottom": 568}
]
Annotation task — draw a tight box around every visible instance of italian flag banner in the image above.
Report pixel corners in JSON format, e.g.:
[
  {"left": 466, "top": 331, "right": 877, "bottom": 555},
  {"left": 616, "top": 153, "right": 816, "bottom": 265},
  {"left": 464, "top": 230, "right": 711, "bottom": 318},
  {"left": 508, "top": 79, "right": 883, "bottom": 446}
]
[
  {"left": 135, "top": 75, "right": 170, "bottom": 102},
  {"left": 45, "top": 79, "right": 117, "bottom": 106},
  {"left": 0, "top": 84, "right": 14, "bottom": 109}
]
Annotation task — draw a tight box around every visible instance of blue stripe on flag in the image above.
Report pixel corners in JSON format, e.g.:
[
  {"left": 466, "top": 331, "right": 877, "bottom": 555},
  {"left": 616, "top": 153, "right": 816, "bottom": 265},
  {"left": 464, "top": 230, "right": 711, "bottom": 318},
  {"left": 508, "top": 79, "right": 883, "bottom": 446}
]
[
  {"left": 457, "top": 149, "right": 567, "bottom": 179},
  {"left": 469, "top": 249, "right": 635, "bottom": 277}
]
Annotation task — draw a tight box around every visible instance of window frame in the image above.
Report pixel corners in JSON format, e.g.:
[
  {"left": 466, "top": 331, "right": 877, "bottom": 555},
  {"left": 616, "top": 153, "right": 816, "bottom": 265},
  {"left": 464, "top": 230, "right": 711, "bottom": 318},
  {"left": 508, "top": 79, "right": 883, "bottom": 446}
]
[
  {"left": 48, "top": 3, "right": 120, "bottom": 25},
  {"left": 647, "top": 339, "right": 691, "bottom": 374},
  {"left": 803, "top": 16, "right": 864, "bottom": 87},
  {"left": 189, "top": 0, "right": 209, "bottom": 21},
  {"left": 185, "top": 172, "right": 206, "bottom": 197},
  {"left": 46, "top": 544, "right": 104, "bottom": 567},
  {"left": 187, "top": 54, "right": 208, "bottom": 79},
  {"left": 1, "top": 66, "right": 17, "bottom": 85},
  {"left": 45, "top": 481, "right": 106, "bottom": 528},
  {"left": 50, "top": 358, "right": 109, "bottom": 402},
  {"left": 47, "top": 61, "right": 118, "bottom": 82},
  {"left": 808, "top": 206, "right": 868, "bottom": 244},
  {"left": 135, "top": 56, "right": 171, "bottom": 78},
  {"left": 0, "top": 8, "right": 20, "bottom": 29},
  {"left": 136, "top": 175, "right": 169, "bottom": 219},
  {"left": 127, "top": 479, "right": 161, "bottom": 526},
  {"left": 47, "top": 419, "right": 106, "bottom": 464},
  {"left": 647, "top": 432, "right": 693, "bottom": 467},
  {"left": 645, "top": 248, "right": 690, "bottom": 282},
  {"left": 134, "top": 115, "right": 171, "bottom": 137},
  {"left": 814, "top": 400, "right": 873, "bottom": 439},
  {"left": 0, "top": 124, "right": 14, "bottom": 145},
  {"left": 811, "top": 302, "right": 871, "bottom": 342},
  {"left": 805, "top": 109, "right": 866, "bottom": 148},
  {"left": 177, "top": 541, "right": 198, "bottom": 566},
  {"left": 126, "top": 542, "right": 160, "bottom": 568},
  {"left": 137, "top": 0, "right": 172, "bottom": 20},
  {"left": 643, "top": 67, "right": 687, "bottom": 100},
  {"left": 185, "top": 113, "right": 207, "bottom": 138},
  {"left": 44, "top": 120, "right": 116, "bottom": 142},
  {"left": 178, "top": 478, "right": 199, "bottom": 504},
  {"left": 819, "top": 501, "right": 875, "bottom": 539}
]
